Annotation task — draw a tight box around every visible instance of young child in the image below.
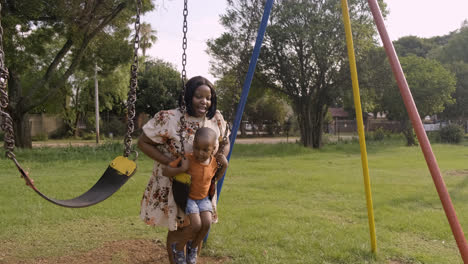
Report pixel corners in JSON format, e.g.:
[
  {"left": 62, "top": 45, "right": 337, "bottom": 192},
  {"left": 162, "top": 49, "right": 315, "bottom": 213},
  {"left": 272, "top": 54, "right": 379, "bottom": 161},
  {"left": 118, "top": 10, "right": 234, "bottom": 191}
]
[{"left": 163, "top": 127, "right": 228, "bottom": 264}]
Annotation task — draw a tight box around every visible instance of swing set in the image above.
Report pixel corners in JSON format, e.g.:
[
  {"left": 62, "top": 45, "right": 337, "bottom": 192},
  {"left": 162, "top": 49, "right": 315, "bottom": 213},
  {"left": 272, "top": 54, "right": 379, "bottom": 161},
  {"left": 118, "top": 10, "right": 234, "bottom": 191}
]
[{"left": 1, "top": 0, "right": 468, "bottom": 262}]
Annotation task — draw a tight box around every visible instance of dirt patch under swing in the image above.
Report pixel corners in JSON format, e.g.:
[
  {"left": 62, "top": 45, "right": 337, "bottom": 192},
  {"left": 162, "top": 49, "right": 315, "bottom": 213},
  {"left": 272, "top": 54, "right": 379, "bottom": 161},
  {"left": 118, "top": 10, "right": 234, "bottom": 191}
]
[{"left": 4, "top": 239, "right": 230, "bottom": 264}]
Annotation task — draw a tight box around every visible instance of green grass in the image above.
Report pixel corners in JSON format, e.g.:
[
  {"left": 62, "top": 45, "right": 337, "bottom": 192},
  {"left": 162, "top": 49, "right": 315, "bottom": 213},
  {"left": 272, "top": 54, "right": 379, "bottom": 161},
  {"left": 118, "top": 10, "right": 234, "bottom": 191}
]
[{"left": 1, "top": 140, "right": 468, "bottom": 263}]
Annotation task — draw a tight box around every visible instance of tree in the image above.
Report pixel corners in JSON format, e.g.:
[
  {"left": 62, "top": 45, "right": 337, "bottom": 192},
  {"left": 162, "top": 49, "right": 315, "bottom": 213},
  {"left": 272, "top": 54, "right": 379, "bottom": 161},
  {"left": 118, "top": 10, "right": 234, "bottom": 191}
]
[
  {"left": 214, "top": 72, "right": 240, "bottom": 124},
  {"left": 343, "top": 46, "right": 393, "bottom": 118},
  {"left": 433, "top": 24, "right": 468, "bottom": 63},
  {"left": 207, "top": 0, "right": 267, "bottom": 132},
  {"left": 382, "top": 55, "right": 456, "bottom": 146},
  {"left": 1, "top": 0, "right": 154, "bottom": 147},
  {"left": 433, "top": 25, "right": 468, "bottom": 121},
  {"left": 209, "top": 0, "right": 387, "bottom": 148},
  {"left": 140, "top": 22, "right": 158, "bottom": 57},
  {"left": 439, "top": 62, "right": 468, "bottom": 121},
  {"left": 247, "top": 95, "right": 289, "bottom": 136},
  {"left": 262, "top": 0, "right": 385, "bottom": 148},
  {"left": 67, "top": 62, "right": 132, "bottom": 137},
  {"left": 394, "top": 36, "right": 436, "bottom": 58},
  {"left": 214, "top": 69, "right": 288, "bottom": 136},
  {"left": 136, "top": 59, "right": 181, "bottom": 117}
]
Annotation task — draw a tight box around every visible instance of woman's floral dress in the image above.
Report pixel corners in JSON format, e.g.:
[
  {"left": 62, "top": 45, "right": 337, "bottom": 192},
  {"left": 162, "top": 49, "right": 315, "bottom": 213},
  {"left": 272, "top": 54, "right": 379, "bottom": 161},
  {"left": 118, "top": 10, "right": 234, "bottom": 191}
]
[{"left": 140, "top": 108, "right": 229, "bottom": 231}]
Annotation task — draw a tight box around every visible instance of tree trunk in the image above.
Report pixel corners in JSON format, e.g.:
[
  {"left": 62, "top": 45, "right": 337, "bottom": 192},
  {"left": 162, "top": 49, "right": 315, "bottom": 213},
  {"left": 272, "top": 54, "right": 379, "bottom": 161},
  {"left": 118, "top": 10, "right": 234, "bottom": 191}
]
[
  {"left": 401, "top": 120, "right": 417, "bottom": 146},
  {"left": 311, "top": 103, "right": 325, "bottom": 149},
  {"left": 8, "top": 71, "right": 32, "bottom": 148},
  {"left": 13, "top": 112, "right": 32, "bottom": 149},
  {"left": 240, "top": 121, "right": 246, "bottom": 136},
  {"left": 74, "top": 111, "right": 81, "bottom": 137},
  {"left": 295, "top": 100, "right": 314, "bottom": 148}
]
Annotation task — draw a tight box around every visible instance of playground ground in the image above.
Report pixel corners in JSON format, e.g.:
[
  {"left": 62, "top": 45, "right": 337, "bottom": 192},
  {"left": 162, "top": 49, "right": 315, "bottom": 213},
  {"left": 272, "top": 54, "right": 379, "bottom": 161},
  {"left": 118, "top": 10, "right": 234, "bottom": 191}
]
[
  {"left": 1, "top": 137, "right": 468, "bottom": 263},
  {"left": 1, "top": 239, "right": 228, "bottom": 264}
]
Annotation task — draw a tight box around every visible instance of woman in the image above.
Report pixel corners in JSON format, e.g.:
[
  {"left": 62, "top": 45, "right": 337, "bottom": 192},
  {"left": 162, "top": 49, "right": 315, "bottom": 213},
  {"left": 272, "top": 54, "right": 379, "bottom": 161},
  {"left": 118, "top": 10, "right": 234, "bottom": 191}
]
[{"left": 137, "top": 76, "right": 230, "bottom": 263}]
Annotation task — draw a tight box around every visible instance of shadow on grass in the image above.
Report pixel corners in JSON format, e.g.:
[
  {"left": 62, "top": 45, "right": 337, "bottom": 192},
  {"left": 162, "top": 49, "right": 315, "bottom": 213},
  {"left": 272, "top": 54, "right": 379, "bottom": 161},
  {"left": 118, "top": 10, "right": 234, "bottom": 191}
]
[
  {"left": 0, "top": 142, "right": 125, "bottom": 163},
  {"left": 231, "top": 139, "right": 413, "bottom": 158}
]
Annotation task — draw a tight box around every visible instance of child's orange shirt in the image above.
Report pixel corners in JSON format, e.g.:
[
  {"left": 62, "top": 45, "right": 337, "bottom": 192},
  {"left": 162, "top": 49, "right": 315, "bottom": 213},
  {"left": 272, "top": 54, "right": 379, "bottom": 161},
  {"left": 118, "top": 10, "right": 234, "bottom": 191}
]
[{"left": 169, "top": 153, "right": 218, "bottom": 200}]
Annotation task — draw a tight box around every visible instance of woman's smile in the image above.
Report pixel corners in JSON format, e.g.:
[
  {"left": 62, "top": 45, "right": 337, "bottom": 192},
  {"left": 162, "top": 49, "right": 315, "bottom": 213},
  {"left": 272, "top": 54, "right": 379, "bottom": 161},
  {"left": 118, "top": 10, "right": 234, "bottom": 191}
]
[{"left": 192, "top": 85, "right": 212, "bottom": 117}]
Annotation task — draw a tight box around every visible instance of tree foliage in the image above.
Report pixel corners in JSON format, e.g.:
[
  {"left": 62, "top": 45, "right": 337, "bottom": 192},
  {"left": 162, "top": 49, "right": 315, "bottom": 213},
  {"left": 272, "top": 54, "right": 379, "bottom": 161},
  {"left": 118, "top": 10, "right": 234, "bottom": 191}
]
[
  {"left": 65, "top": 63, "right": 132, "bottom": 137},
  {"left": 394, "top": 36, "right": 438, "bottom": 58},
  {"left": 1, "top": 0, "right": 154, "bottom": 147},
  {"left": 214, "top": 71, "right": 289, "bottom": 136},
  {"left": 136, "top": 59, "right": 181, "bottom": 117},
  {"left": 140, "top": 22, "right": 158, "bottom": 57},
  {"left": 382, "top": 55, "right": 456, "bottom": 145},
  {"left": 209, "top": 0, "right": 386, "bottom": 148},
  {"left": 432, "top": 25, "right": 468, "bottom": 121},
  {"left": 438, "top": 62, "right": 468, "bottom": 121},
  {"left": 344, "top": 46, "right": 393, "bottom": 116}
]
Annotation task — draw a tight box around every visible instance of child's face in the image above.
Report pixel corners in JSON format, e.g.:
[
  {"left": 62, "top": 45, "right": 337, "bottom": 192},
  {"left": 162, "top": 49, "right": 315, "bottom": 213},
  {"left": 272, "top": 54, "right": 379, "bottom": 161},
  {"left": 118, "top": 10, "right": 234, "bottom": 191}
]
[
  {"left": 192, "top": 85, "right": 212, "bottom": 117},
  {"left": 193, "top": 137, "right": 215, "bottom": 162}
]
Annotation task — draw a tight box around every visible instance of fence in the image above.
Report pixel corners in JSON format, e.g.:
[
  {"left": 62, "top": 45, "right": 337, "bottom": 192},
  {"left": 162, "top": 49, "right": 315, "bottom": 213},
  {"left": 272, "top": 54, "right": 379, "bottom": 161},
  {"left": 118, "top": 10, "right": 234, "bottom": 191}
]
[
  {"left": 29, "top": 114, "right": 64, "bottom": 137},
  {"left": 329, "top": 119, "right": 402, "bottom": 134}
]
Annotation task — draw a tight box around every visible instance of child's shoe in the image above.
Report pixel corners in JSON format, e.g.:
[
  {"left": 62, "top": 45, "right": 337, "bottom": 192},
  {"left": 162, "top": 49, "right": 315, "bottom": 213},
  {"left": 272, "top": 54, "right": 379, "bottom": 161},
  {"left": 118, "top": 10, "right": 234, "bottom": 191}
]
[
  {"left": 172, "top": 243, "right": 187, "bottom": 264},
  {"left": 186, "top": 241, "right": 198, "bottom": 264}
]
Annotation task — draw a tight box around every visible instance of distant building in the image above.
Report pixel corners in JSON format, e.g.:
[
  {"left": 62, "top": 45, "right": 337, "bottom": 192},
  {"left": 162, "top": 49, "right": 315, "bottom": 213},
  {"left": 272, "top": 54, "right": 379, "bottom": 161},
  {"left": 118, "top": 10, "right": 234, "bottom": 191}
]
[
  {"left": 328, "top": 107, "right": 355, "bottom": 133},
  {"left": 329, "top": 107, "right": 349, "bottom": 120}
]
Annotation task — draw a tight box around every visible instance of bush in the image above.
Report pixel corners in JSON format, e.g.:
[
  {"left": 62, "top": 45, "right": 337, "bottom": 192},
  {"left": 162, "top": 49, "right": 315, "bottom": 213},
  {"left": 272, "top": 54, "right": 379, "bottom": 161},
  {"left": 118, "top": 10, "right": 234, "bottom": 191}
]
[
  {"left": 101, "top": 116, "right": 127, "bottom": 137},
  {"left": 82, "top": 132, "right": 96, "bottom": 140},
  {"left": 364, "top": 127, "right": 389, "bottom": 141},
  {"left": 439, "top": 124, "right": 464, "bottom": 143},
  {"left": 427, "top": 131, "right": 441, "bottom": 143},
  {"left": 49, "top": 126, "right": 73, "bottom": 139},
  {"left": 31, "top": 133, "right": 48, "bottom": 141},
  {"left": 82, "top": 132, "right": 106, "bottom": 140},
  {"left": 373, "top": 127, "right": 386, "bottom": 141}
]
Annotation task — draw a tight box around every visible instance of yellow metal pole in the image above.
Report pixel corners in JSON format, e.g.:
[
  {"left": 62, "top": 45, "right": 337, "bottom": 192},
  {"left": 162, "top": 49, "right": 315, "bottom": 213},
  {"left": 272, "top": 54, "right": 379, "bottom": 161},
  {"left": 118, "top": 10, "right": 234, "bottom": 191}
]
[{"left": 341, "top": 0, "right": 377, "bottom": 253}]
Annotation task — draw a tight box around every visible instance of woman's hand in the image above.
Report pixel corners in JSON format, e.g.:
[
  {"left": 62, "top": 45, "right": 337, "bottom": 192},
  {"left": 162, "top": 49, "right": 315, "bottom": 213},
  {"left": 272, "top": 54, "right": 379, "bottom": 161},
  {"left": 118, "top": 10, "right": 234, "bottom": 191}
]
[
  {"left": 137, "top": 133, "right": 172, "bottom": 165},
  {"left": 180, "top": 157, "right": 190, "bottom": 172},
  {"left": 163, "top": 156, "right": 189, "bottom": 178},
  {"left": 216, "top": 154, "right": 228, "bottom": 168}
]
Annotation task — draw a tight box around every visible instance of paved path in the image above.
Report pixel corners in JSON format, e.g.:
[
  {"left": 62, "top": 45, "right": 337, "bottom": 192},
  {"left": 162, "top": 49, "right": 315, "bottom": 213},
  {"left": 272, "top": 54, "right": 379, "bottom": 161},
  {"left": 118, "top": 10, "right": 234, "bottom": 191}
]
[
  {"left": 31, "top": 137, "right": 301, "bottom": 148},
  {"left": 235, "top": 137, "right": 299, "bottom": 144},
  {"left": 31, "top": 135, "right": 361, "bottom": 148}
]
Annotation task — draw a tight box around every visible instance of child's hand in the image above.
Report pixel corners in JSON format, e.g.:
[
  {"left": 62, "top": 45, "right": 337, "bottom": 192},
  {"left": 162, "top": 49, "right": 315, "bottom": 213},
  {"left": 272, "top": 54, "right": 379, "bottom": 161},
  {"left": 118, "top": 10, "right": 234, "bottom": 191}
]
[
  {"left": 180, "top": 157, "right": 190, "bottom": 172},
  {"left": 216, "top": 154, "right": 228, "bottom": 167}
]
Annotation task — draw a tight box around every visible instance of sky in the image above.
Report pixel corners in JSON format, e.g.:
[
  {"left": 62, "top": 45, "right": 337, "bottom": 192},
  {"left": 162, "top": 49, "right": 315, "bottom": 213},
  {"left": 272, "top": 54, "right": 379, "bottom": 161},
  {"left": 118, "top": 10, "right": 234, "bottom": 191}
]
[{"left": 142, "top": 0, "right": 468, "bottom": 82}]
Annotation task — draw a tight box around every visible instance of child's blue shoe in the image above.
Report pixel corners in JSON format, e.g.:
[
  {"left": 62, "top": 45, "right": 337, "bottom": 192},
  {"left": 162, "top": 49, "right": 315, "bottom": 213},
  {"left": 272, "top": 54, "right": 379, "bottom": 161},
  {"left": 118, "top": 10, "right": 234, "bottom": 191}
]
[
  {"left": 186, "top": 241, "right": 198, "bottom": 264},
  {"left": 172, "top": 243, "right": 187, "bottom": 264}
]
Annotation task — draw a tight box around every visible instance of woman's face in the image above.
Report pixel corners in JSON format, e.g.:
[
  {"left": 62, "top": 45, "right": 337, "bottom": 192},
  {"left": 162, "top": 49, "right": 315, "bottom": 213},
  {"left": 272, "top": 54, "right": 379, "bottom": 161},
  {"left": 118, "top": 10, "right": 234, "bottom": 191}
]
[{"left": 191, "top": 85, "right": 212, "bottom": 117}]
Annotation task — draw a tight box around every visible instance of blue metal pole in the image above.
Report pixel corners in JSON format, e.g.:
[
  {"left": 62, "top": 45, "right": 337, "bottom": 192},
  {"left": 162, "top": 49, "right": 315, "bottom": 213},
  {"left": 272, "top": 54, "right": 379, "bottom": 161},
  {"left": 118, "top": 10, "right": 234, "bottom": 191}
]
[
  {"left": 216, "top": 0, "right": 274, "bottom": 199},
  {"left": 204, "top": 0, "right": 274, "bottom": 244}
]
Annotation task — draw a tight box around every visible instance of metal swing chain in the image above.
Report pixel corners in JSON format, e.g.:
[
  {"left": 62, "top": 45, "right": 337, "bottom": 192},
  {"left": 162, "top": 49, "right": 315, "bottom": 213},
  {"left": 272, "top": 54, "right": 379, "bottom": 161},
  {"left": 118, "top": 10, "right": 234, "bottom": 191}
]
[
  {"left": 0, "top": 4, "right": 14, "bottom": 157},
  {"left": 216, "top": 123, "right": 230, "bottom": 169},
  {"left": 181, "top": 0, "right": 188, "bottom": 85},
  {"left": 123, "top": 0, "right": 142, "bottom": 159},
  {"left": 0, "top": 4, "right": 35, "bottom": 187},
  {"left": 178, "top": 0, "right": 188, "bottom": 157}
]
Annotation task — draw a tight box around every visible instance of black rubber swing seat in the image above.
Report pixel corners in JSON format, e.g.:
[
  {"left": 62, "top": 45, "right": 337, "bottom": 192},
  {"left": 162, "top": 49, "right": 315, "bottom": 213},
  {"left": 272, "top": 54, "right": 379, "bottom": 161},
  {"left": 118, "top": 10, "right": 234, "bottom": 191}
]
[{"left": 19, "top": 156, "right": 137, "bottom": 208}]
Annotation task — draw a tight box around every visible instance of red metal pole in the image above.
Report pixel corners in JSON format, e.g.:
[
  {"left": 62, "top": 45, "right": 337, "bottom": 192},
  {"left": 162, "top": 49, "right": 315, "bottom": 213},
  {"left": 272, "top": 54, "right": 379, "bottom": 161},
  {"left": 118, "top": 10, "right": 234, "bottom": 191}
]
[{"left": 367, "top": 0, "right": 468, "bottom": 262}]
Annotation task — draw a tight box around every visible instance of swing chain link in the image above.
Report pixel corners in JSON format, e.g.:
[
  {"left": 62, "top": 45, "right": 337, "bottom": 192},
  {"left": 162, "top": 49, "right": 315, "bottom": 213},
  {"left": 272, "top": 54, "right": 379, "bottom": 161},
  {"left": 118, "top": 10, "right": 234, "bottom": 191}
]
[
  {"left": 181, "top": 0, "right": 188, "bottom": 84},
  {"left": 0, "top": 3, "right": 16, "bottom": 158},
  {"left": 123, "top": 0, "right": 142, "bottom": 159},
  {"left": 216, "top": 123, "right": 230, "bottom": 169},
  {"left": 0, "top": 3, "right": 33, "bottom": 187},
  {"left": 178, "top": 0, "right": 189, "bottom": 157}
]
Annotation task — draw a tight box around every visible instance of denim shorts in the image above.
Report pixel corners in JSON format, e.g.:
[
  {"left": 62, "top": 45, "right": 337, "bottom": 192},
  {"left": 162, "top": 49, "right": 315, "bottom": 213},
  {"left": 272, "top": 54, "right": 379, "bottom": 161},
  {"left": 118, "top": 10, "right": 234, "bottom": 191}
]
[{"left": 185, "top": 196, "right": 213, "bottom": 215}]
